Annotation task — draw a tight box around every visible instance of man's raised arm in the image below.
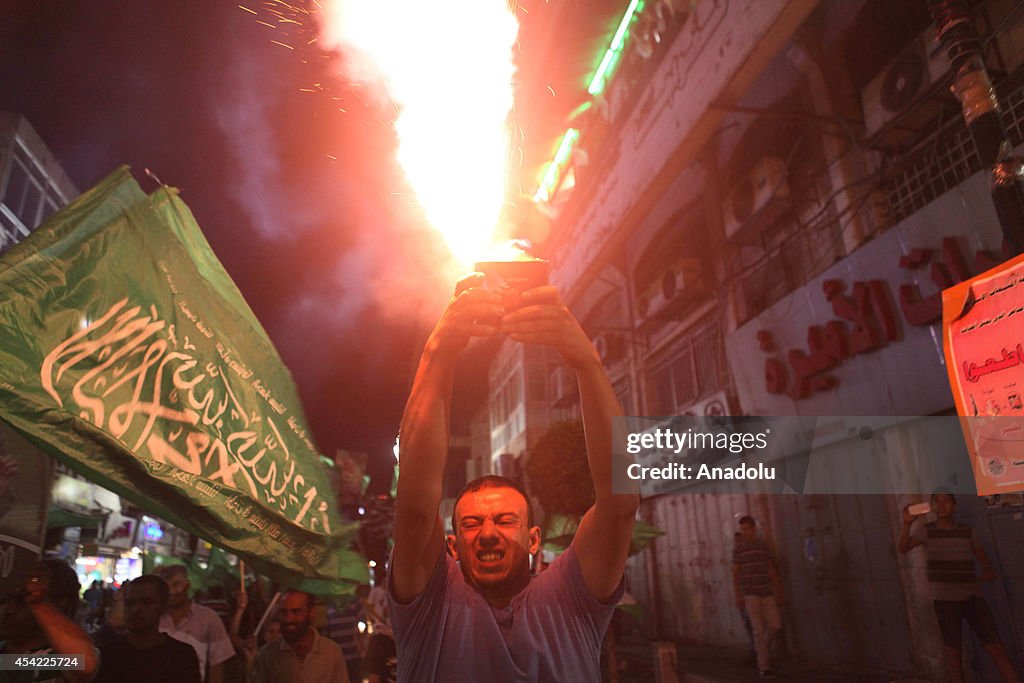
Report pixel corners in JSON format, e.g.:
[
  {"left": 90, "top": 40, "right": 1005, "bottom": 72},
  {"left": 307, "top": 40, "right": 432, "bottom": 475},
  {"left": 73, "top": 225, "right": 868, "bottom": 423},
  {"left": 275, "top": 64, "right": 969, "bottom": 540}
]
[
  {"left": 391, "top": 276, "right": 504, "bottom": 603},
  {"left": 502, "top": 287, "right": 640, "bottom": 602}
]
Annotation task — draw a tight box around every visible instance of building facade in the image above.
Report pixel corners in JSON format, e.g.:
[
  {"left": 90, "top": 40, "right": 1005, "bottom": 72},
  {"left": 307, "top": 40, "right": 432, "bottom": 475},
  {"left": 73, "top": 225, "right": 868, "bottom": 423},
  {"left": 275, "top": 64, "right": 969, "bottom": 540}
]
[
  {"left": 0, "top": 112, "right": 78, "bottom": 251},
  {"left": 477, "top": 1, "right": 1024, "bottom": 679}
]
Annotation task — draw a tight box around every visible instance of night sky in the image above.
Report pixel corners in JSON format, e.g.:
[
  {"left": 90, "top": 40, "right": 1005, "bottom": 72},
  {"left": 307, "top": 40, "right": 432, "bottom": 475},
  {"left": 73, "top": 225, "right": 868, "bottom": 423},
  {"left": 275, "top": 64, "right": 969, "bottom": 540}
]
[{"left": 0, "top": 0, "right": 624, "bottom": 485}]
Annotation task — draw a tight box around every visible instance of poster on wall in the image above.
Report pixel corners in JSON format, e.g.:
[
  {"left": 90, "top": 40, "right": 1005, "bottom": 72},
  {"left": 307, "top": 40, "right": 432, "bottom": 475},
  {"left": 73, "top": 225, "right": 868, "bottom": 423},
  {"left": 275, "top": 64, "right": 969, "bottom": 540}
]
[
  {"left": 0, "top": 422, "right": 54, "bottom": 597},
  {"left": 943, "top": 252, "right": 1024, "bottom": 495}
]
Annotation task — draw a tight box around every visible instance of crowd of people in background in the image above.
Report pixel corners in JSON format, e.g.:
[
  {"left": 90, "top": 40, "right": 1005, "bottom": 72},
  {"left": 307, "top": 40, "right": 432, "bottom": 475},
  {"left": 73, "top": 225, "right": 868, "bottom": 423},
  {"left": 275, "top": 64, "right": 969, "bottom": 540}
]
[
  {"left": 0, "top": 560, "right": 397, "bottom": 683},
  {"left": 0, "top": 491, "right": 1020, "bottom": 683}
]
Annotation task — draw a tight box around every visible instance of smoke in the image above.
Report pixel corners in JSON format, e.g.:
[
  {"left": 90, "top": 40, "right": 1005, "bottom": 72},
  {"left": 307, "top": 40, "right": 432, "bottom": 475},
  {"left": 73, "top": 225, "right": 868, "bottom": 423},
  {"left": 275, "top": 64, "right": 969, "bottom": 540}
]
[
  {"left": 213, "top": 54, "right": 326, "bottom": 240},
  {"left": 211, "top": 26, "right": 464, "bottom": 327},
  {"left": 313, "top": 0, "right": 520, "bottom": 265}
]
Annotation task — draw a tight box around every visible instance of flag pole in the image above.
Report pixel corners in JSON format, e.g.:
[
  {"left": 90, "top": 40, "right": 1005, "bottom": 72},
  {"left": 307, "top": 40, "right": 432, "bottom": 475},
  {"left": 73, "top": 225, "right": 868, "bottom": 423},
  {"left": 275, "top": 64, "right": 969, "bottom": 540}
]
[{"left": 255, "top": 591, "right": 281, "bottom": 638}]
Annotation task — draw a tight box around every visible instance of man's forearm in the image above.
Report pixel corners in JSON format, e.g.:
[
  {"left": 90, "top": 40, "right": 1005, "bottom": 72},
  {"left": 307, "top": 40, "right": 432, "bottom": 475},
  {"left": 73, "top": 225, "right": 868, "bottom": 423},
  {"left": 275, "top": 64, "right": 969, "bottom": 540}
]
[
  {"left": 27, "top": 602, "right": 98, "bottom": 681},
  {"left": 396, "top": 341, "right": 457, "bottom": 514},
  {"left": 897, "top": 523, "right": 912, "bottom": 554},
  {"left": 574, "top": 357, "right": 639, "bottom": 515}
]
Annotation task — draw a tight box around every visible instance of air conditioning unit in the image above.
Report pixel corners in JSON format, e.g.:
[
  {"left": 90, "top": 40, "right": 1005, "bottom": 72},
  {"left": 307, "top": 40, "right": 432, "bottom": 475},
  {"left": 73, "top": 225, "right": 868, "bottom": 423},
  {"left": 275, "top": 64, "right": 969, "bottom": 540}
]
[
  {"left": 861, "top": 30, "right": 950, "bottom": 139},
  {"left": 679, "top": 391, "right": 731, "bottom": 417},
  {"left": 636, "top": 258, "right": 703, "bottom": 327},
  {"left": 723, "top": 156, "right": 790, "bottom": 242},
  {"left": 550, "top": 366, "right": 578, "bottom": 408},
  {"left": 592, "top": 332, "right": 626, "bottom": 366}
]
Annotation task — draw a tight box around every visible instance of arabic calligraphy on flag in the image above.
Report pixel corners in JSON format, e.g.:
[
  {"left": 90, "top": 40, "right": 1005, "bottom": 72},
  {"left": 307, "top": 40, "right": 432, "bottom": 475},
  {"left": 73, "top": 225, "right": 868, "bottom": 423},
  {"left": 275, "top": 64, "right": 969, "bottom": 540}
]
[{"left": 0, "top": 167, "right": 364, "bottom": 592}]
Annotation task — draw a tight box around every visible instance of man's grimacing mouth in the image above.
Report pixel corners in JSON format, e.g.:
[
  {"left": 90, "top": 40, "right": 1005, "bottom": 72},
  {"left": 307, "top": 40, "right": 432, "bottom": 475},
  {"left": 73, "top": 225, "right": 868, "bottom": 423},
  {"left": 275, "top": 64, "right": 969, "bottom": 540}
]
[{"left": 477, "top": 550, "right": 505, "bottom": 561}]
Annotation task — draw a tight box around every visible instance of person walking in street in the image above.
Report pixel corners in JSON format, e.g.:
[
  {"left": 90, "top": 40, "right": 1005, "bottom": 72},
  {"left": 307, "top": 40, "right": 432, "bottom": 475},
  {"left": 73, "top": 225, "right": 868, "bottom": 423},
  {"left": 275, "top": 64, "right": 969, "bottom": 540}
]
[
  {"left": 732, "top": 516, "right": 784, "bottom": 679},
  {"left": 94, "top": 574, "right": 202, "bottom": 683},
  {"left": 322, "top": 585, "right": 369, "bottom": 683},
  {"left": 156, "top": 564, "right": 235, "bottom": 683},
  {"left": 899, "top": 493, "right": 1020, "bottom": 683},
  {"left": 250, "top": 590, "right": 348, "bottom": 683}
]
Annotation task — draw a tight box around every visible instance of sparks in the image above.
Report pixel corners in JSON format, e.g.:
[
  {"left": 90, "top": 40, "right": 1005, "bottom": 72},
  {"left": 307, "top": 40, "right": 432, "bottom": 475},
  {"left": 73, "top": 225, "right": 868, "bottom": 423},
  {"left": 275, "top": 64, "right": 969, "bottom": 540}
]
[
  {"left": 318, "top": 0, "right": 519, "bottom": 265},
  {"left": 238, "top": 5, "right": 258, "bottom": 15},
  {"left": 270, "top": 39, "right": 295, "bottom": 50}
]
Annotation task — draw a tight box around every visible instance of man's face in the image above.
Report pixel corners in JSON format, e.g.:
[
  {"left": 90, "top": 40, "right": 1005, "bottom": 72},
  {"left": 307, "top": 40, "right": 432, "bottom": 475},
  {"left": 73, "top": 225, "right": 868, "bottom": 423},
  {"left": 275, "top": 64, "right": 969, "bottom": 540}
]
[
  {"left": 262, "top": 618, "right": 282, "bottom": 645},
  {"left": 932, "top": 494, "right": 956, "bottom": 519},
  {"left": 278, "top": 592, "right": 312, "bottom": 644},
  {"left": 0, "top": 595, "right": 36, "bottom": 642},
  {"left": 448, "top": 487, "right": 540, "bottom": 596},
  {"left": 739, "top": 522, "right": 756, "bottom": 541},
  {"left": 123, "top": 583, "right": 165, "bottom": 634},
  {"left": 163, "top": 573, "right": 190, "bottom": 608}
]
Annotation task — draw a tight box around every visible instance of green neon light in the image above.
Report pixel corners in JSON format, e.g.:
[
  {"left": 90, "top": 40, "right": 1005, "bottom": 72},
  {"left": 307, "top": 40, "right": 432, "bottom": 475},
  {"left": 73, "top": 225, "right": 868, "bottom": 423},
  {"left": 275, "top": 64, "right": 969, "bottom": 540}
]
[
  {"left": 534, "top": 0, "right": 644, "bottom": 202},
  {"left": 611, "top": 0, "right": 643, "bottom": 51},
  {"left": 534, "top": 128, "right": 580, "bottom": 202},
  {"left": 553, "top": 128, "right": 579, "bottom": 168},
  {"left": 587, "top": 0, "right": 643, "bottom": 96}
]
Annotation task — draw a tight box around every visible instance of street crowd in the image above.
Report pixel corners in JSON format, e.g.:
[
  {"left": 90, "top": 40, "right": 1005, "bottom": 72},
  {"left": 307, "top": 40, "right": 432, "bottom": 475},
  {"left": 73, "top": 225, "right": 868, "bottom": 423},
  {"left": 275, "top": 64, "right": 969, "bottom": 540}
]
[
  {"left": 0, "top": 280, "right": 1020, "bottom": 682},
  {"left": 0, "top": 559, "right": 395, "bottom": 683}
]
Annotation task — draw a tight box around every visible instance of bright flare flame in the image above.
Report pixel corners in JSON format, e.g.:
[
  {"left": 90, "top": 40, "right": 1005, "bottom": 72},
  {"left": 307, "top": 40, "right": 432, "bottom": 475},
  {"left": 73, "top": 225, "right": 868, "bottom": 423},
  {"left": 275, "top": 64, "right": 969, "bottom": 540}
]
[{"left": 319, "top": 1, "right": 520, "bottom": 265}]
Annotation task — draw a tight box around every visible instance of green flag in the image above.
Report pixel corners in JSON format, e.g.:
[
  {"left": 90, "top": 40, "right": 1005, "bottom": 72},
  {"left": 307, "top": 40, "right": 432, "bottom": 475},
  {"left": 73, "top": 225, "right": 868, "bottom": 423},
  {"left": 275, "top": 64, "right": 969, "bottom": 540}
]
[{"left": 0, "top": 167, "right": 366, "bottom": 594}]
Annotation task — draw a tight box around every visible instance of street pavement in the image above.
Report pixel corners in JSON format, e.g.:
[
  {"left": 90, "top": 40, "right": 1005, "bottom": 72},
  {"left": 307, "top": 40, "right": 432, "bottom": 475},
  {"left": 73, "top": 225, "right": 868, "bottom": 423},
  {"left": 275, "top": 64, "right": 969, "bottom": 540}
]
[{"left": 613, "top": 638, "right": 922, "bottom": 682}]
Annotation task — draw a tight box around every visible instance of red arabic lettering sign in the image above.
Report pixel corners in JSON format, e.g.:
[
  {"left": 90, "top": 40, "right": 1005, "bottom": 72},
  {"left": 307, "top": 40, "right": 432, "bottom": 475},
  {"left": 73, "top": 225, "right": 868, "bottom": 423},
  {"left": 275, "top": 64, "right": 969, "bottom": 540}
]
[{"left": 760, "top": 238, "right": 1000, "bottom": 400}]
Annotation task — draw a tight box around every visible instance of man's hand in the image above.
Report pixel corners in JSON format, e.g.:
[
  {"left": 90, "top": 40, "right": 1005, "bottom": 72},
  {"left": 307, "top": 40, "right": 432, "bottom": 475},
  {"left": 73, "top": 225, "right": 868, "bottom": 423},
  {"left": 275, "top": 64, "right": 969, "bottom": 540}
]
[
  {"left": 901, "top": 504, "right": 921, "bottom": 527},
  {"left": 428, "top": 273, "right": 504, "bottom": 360},
  {"left": 241, "top": 635, "right": 258, "bottom": 668},
  {"left": 499, "top": 286, "right": 598, "bottom": 369}
]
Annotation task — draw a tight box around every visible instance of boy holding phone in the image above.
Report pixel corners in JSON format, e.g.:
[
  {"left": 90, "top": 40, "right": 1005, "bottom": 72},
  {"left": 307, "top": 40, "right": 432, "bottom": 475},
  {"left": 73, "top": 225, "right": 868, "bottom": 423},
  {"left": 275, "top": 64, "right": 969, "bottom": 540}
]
[{"left": 898, "top": 493, "right": 1019, "bottom": 682}]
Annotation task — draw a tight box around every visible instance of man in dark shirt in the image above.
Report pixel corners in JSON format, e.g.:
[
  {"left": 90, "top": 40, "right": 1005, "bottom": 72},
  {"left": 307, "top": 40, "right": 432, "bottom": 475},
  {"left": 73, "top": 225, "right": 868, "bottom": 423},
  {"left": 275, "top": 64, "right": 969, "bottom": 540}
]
[
  {"left": 732, "top": 516, "right": 783, "bottom": 679},
  {"left": 94, "top": 575, "right": 201, "bottom": 683}
]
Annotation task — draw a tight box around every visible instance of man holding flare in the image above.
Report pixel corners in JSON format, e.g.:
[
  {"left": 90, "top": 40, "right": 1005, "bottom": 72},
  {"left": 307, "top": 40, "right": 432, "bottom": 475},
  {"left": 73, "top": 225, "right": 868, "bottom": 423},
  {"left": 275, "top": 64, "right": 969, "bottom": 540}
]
[{"left": 389, "top": 271, "right": 640, "bottom": 682}]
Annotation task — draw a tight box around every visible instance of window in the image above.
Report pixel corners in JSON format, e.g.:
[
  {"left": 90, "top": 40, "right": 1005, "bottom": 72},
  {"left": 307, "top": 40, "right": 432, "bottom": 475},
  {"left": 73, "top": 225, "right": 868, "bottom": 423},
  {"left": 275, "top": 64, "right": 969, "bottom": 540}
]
[
  {"left": 0, "top": 211, "right": 19, "bottom": 253},
  {"left": 1, "top": 142, "right": 67, "bottom": 231},
  {"left": 646, "top": 318, "right": 727, "bottom": 413}
]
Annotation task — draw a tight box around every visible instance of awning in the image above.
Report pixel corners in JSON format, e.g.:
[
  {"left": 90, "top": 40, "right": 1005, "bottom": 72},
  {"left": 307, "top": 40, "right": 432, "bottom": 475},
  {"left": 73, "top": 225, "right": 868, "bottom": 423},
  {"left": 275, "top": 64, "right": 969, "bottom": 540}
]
[{"left": 46, "top": 506, "right": 106, "bottom": 530}]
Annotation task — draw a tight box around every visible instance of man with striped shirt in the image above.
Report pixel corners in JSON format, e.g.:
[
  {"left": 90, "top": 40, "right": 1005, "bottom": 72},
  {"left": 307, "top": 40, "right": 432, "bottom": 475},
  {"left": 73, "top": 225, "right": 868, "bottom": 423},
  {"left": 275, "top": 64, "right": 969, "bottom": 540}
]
[
  {"left": 322, "top": 585, "right": 368, "bottom": 683},
  {"left": 732, "top": 516, "right": 783, "bottom": 679},
  {"left": 899, "top": 493, "right": 1019, "bottom": 683}
]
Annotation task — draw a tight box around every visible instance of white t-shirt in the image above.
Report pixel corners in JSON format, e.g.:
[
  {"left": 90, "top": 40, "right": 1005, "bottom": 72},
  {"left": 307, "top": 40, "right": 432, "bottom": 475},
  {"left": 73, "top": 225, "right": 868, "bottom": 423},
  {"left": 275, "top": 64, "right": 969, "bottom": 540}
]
[{"left": 159, "top": 601, "right": 235, "bottom": 681}]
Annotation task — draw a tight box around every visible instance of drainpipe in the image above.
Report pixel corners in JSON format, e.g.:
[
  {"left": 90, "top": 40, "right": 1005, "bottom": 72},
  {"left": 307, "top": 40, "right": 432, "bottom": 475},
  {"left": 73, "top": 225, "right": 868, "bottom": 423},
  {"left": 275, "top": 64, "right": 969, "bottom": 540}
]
[{"left": 929, "top": 0, "right": 1024, "bottom": 255}]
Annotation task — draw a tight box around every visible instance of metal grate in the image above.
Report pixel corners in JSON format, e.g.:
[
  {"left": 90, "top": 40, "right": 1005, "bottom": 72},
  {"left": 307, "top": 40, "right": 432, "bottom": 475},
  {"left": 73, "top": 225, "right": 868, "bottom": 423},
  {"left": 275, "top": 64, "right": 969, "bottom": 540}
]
[
  {"left": 886, "top": 82, "right": 1024, "bottom": 222},
  {"left": 646, "top": 317, "right": 727, "bottom": 413}
]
